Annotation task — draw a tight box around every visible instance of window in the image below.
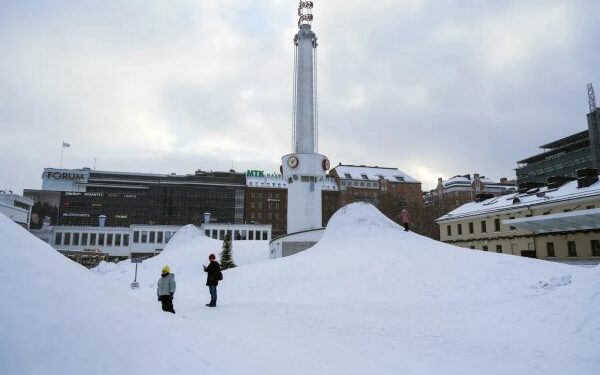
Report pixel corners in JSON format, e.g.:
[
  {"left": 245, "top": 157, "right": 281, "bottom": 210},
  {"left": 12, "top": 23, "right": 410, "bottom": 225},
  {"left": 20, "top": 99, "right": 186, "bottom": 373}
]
[
  {"left": 344, "top": 173, "right": 352, "bottom": 179},
  {"left": 90, "top": 233, "right": 97, "bottom": 246},
  {"left": 567, "top": 241, "right": 577, "bottom": 257},
  {"left": 115, "top": 234, "right": 121, "bottom": 246},
  {"left": 141, "top": 231, "right": 148, "bottom": 243},
  {"left": 133, "top": 231, "right": 140, "bottom": 243},
  {"left": 496, "top": 244, "right": 502, "bottom": 253},
  {"left": 470, "top": 245, "right": 475, "bottom": 249},
  {"left": 481, "top": 221, "right": 487, "bottom": 233},
  {"left": 447, "top": 225, "right": 451, "bottom": 236},
  {"left": 258, "top": 212, "right": 262, "bottom": 219},
  {"left": 64, "top": 233, "right": 71, "bottom": 246},
  {"left": 457, "top": 224, "right": 462, "bottom": 235},
  {"left": 157, "top": 232, "right": 163, "bottom": 243},
  {"left": 81, "top": 233, "right": 88, "bottom": 246},
  {"left": 123, "top": 234, "right": 129, "bottom": 246},
  {"left": 205, "top": 230, "right": 210, "bottom": 237},
  {"left": 149, "top": 231, "right": 156, "bottom": 243},
  {"left": 591, "top": 240, "right": 600, "bottom": 256},
  {"left": 395, "top": 176, "right": 405, "bottom": 182},
  {"left": 249, "top": 231, "right": 254, "bottom": 240},
  {"left": 468, "top": 222, "right": 474, "bottom": 234},
  {"left": 494, "top": 219, "right": 500, "bottom": 232},
  {"left": 509, "top": 217, "right": 516, "bottom": 230},
  {"left": 219, "top": 230, "right": 225, "bottom": 240},
  {"left": 106, "top": 233, "right": 113, "bottom": 246},
  {"left": 546, "top": 242, "right": 556, "bottom": 257},
  {"left": 482, "top": 245, "right": 488, "bottom": 251},
  {"left": 361, "top": 174, "right": 368, "bottom": 179},
  {"left": 262, "top": 231, "right": 268, "bottom": 240},
  {"left": 98, "top": 233, "right": 105, "bottom": 246},
  {"left": 165, "top": 231, "right": 173, "bottom": 243},
  {"left": 55, "top": 232, "right": 62, "bottom": 245},
  {"left": 72, "top": 233, "right": 80, "bottom": 246}
]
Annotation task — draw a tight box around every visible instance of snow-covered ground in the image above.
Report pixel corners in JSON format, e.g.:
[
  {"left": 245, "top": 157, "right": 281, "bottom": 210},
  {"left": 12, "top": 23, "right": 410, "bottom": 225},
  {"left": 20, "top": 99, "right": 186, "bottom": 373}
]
[{"left": 1, "top": 203, "right": 598, "bottom": 374}]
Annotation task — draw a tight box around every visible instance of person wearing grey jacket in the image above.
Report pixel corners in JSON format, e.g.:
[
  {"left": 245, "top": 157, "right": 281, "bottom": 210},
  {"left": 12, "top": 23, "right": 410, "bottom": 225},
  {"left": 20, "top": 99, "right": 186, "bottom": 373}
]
[{"left": 157, "top": 265, "right": 176, "bottom": 314}]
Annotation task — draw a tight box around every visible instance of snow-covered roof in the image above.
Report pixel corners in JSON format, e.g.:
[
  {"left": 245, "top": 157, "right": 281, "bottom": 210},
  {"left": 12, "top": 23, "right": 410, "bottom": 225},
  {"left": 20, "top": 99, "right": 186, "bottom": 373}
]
[
  {"left": 437, "top": 178, "right": 600, "bottom": 222},
  {"left": 441, "top": 175, "right": 515, "bottom": 189},
  {"left": 332, "top": 165, "right": 419, "bottom": 183}
]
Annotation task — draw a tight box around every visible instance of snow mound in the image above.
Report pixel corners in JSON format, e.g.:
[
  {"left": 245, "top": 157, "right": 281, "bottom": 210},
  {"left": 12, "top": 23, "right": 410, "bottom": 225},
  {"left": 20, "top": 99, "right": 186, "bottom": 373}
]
[
  {"left": 93, "top": 224, "right": 269, "bottom": 298},
  {"left": 322, "top": 202, "right": 399, "bottom": 239},
  {"left": 0, "top": 214, "right": 262, "bottom": 375}
]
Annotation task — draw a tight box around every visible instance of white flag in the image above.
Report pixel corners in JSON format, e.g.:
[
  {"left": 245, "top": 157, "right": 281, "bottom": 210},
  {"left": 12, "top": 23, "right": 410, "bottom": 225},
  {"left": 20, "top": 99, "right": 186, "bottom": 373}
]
[{"left": 62, "top": 141, "right": 70, "bottom": 148}]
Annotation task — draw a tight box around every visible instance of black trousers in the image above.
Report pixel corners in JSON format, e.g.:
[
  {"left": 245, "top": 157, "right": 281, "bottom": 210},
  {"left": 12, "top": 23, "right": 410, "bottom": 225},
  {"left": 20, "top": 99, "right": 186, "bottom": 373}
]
[
  {"left": 403, "top": 223, "right": 409, "bottom": 231},
  {"left": 160, "top": 295, "right": 175, "bottom": 314}
]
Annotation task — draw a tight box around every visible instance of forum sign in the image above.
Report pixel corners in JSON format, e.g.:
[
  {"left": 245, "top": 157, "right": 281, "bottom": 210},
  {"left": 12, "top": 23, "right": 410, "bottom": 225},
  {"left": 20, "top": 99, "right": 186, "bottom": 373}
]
[{"left": 42, "top": 168, "right": 89, "bottom": 192}]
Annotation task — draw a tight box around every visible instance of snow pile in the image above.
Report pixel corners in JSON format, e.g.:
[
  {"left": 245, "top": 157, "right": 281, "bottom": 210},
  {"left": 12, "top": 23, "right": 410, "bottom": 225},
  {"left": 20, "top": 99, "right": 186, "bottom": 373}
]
[
  {"left": 0, "top": 215, "right": 264, "bottom": 375},
  {"left": 1, "top": 203, "right": 599, "bottom": 374},
  {"left": 94, "top": 225, "right": 269, "bottom": 299}
]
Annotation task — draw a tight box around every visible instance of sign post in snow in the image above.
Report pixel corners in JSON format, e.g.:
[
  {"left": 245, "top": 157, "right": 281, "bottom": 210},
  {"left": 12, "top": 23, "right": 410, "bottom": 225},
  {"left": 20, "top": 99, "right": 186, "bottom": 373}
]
[{"left": 130, "top": 258, "right": 143, "bottom": 289}]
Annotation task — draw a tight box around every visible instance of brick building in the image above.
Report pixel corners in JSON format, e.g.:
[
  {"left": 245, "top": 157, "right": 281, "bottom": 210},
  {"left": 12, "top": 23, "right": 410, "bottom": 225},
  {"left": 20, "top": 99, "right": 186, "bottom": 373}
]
[{"left": 329, "top": 164, "right": 425, "bottom": 233}]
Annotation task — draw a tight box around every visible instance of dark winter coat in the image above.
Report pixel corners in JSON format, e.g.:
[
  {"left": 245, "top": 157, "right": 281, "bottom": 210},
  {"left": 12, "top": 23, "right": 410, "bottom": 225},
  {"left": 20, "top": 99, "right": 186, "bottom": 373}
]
[{"left": 204, "top": 260, "right": 221, "bottom": 286}]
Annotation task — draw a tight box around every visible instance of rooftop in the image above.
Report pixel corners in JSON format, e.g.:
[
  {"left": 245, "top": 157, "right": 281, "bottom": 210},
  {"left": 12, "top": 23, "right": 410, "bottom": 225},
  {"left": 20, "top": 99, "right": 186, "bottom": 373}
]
[
  {"left": 332, "top": 164, "right": 419, "bottom": 183},
  {"left": 437, "top": 178, "right": 600, "bottom": 221}
]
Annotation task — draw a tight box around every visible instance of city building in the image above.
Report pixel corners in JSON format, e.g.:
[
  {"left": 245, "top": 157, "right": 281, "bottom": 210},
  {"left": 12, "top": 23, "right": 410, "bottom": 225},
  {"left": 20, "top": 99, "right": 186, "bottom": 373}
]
[
  {"left": 423, "top": 174, "right": 516, "bottom": 239},
  {"left": 329, "top": 164, "right": 424, "bottom": 232},
  {"left": 24, "top": 168, "right": 246, "bottom": 229},
  {"left": 0, "top": 192, "right": 34, "bottom": 229},
  {"left": 436, "top": 168, "right": 600, "bottom": 264},
  {"left": 515, "top": 130, "right": 594, "bottom": 187},
  {"left": 31, "top": 221, "right": 272, "bottom": 268}
]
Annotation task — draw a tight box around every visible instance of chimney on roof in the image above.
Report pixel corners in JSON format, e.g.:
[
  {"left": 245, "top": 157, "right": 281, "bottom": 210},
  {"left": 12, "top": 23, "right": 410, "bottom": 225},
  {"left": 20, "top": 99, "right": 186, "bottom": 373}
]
[
  {"left": 98, "top": 215, "right": 106, "bottom": 227},
  {"left": 500, "top": 177, "right": 508, "bottom": 184},
  {"left": 577, "top": 168, "right": 599, "bottom": 188},
  {"left": 547, "top": 176, "right": 575, "bottom": 190}
]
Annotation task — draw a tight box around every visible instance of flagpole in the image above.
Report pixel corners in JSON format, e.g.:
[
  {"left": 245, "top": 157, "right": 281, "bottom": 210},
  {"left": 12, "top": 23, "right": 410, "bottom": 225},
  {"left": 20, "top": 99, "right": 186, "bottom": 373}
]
[{"left": 60, "top": 142, "right": 64, "bottom": 168}]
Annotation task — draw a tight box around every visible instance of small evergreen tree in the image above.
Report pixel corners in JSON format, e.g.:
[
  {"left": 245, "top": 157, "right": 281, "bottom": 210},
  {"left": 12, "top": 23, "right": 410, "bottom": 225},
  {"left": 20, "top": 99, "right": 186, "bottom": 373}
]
[{"left": 220, "top": 232, "right": 236, "bottom": 269}]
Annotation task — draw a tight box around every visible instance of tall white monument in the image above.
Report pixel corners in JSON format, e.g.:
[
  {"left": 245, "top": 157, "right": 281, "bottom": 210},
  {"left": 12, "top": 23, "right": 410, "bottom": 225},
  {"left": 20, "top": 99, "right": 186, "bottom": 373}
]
[{"left": 281, "top": 1, "right": 330, "bottom": 234}]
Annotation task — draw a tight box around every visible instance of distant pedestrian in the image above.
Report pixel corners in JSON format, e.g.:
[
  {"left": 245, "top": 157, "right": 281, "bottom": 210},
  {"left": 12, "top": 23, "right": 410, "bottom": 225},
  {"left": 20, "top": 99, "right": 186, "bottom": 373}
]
[
  {"left": 203, "top": 254, "right": 222, "bottom": 307},
  {"left": 157, "top": 265, "right": 176, "bottom": 314},
  {"left": 400, "top": 208, "right": 410, "bottom": 231}
]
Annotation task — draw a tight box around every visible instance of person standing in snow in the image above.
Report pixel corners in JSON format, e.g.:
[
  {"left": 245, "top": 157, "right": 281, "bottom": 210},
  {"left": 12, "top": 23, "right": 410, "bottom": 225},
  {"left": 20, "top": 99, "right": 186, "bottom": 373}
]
[
  {"left": 157, "top": 265, "right": 176, "bottom": 314},
  {"left": 203, "top": 254, "right": 222, "bottom": 307},
  {"left": 400, "top": 208, "right": 410, "bottom": 232}
]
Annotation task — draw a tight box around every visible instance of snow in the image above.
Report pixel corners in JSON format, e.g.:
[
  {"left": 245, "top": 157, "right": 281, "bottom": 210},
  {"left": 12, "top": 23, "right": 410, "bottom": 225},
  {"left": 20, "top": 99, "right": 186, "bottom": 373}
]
[
  {"left": 332, "top": 164, "right": 419, "bottom": 183},
  {"left": 1, "top": 203, "right": 599, "bottom": 374}
]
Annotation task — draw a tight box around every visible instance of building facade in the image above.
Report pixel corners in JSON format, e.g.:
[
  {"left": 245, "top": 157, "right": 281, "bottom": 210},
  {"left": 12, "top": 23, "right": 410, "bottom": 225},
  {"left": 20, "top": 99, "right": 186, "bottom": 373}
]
[
  {"left": 31, "top": 222, "right": 272, "bottom": 267},
  {"left": 516, "top": 131, "right": 594, "bottom": 187},
  {"left": 329, "top": 164, "right": 425, "bottom": 233},
  {"left": 25, "top": 168, "right": 246, "bottom": 228},
  {"left": 423, "top": 174, "right": 516, "bottom": 239},
  {"left": 437, "top": 169, "right": 600, "bottom": 264},
  {"left": 0, "top": 192, "right": 34, "bottom": 229}
]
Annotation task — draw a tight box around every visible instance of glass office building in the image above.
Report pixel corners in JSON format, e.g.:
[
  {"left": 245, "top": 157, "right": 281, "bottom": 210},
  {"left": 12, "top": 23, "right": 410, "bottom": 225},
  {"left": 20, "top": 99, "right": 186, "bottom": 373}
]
[
  {"left": 516, "top": 131, "right": 594, "bottom": 186},
  {"left": 25, "top": 168, "right": 246, "bottom": 228}
]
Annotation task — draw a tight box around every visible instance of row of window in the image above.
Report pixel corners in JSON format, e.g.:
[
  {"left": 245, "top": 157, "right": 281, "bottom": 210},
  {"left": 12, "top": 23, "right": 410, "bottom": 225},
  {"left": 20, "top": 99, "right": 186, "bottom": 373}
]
[
  {"left": 204, "top": 229, "right": 269, "bottom": 241},
  {"left": 55, "top": 232, "right": 130, "bottom": 247},
  {"left": 341, "top": 180, "right": 379, "bottom": 188},
  {"left": 132, "top": 230, "right": 175, "bottom": 244},
  {"left": 447, "top": 218, "right": 504, "bottom": 236},
  {"left": 249, "top": 212, "right": 280, "bottom": 220},
  {"left": 545, "top": 240, "right": 600, "bottom": 257},
  {"left": 250, "top": 202, "right": 281, "bottom": 210},
  {"left": 469, "top": 244, "right": 503, "bottom": 253}
]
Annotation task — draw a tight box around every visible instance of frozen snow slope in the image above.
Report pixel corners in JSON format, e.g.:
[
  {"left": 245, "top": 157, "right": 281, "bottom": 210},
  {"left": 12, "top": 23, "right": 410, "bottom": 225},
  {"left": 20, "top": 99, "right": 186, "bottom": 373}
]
[
  {"left": 1, "top": 203, "right": 599, "bottom": 374},
  {"left": 0, "top": 215, "right": 267, "bottom": 375}
]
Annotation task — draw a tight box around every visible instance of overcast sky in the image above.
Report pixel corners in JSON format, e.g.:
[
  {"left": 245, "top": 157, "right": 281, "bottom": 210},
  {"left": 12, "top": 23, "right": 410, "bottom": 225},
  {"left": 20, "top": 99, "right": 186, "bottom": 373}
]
[{"left": 1, "top": 0, "right": 598, "bottom": 193}]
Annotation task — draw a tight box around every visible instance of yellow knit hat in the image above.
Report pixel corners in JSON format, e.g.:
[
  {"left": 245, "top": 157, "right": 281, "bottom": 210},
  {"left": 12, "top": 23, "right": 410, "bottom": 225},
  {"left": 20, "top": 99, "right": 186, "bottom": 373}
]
[{"left": 162, "top": 265, "right": 170, "bottom": 274}]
